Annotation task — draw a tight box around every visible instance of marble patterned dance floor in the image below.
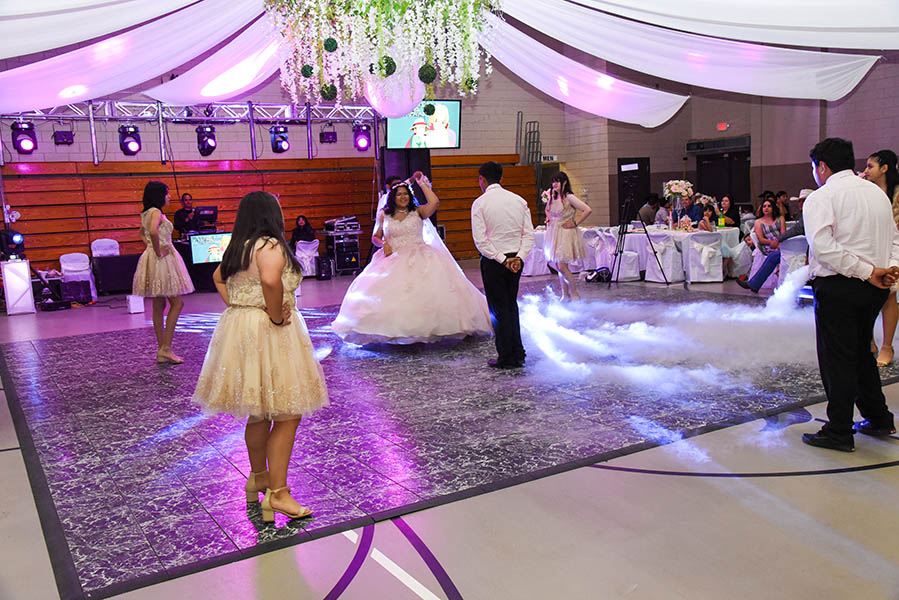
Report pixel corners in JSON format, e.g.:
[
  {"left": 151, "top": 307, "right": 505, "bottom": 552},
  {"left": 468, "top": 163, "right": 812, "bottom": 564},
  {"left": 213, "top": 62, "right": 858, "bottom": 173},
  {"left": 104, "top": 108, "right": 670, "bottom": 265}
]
[{"left": 4, "top": 281, "right": 896, "bottom": 598}]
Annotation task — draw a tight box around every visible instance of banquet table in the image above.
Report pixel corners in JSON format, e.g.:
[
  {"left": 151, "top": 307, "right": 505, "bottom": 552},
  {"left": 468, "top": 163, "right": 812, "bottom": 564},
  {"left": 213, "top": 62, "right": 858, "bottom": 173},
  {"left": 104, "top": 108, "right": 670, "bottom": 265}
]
[{"left": 594, "top": 226, "right": 740, "bottom": 271}]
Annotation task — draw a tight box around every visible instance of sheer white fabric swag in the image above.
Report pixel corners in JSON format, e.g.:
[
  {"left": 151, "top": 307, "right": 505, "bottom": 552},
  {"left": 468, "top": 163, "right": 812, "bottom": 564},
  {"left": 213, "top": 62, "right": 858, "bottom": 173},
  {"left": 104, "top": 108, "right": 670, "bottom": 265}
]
[
  {"left": 0, "top": 0, "right": 198, "bottom": 60},
  {"left": 0, "top": 0, "right": 264, "bottom": 113},
  {"left": 574, "top": 0, "right": 899, "bottom": 50},
  {"left": 146, "top": 16, "right": 281, "bottom": 104},
  {"left": 480, "top": 12, "right": 688, "bottom": 128},
  {"left": 503, "top": 0, "right": 879, "bottom": 101}
]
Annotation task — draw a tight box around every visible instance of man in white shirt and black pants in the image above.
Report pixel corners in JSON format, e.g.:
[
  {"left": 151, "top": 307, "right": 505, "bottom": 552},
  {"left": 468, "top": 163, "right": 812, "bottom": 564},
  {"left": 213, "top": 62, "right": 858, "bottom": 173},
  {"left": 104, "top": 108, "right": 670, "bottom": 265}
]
[
  {"left": 802, "top": 138, "right": 899, "bottom": 452},
  {"left": 471, "top": 161, "right": 535, "bottom": 369}
]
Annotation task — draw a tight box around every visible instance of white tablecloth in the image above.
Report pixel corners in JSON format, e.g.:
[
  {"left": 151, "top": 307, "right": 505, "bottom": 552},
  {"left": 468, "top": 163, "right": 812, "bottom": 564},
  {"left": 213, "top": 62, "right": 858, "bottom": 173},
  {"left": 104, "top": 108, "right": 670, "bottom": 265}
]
[{"left": 593, "top": 226, "right": 739, "bottom": 271}]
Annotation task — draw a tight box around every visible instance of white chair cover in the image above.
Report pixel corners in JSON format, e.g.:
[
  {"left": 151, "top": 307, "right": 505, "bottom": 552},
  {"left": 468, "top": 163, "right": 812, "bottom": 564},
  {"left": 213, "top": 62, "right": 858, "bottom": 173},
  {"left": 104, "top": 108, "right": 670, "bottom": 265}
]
[
  {"left": 294, "top": 240, "right": 320, "bottom": 277},
  {"left": 604, "top": 230, "right": 640, "bottom": 281},
  {"left": 571, "top": 228, "right": 598, "bottom": 273},
  {"left": 593, "top": 229, "right": 614, "bottom": 270},
  {"left": 730, "top": 241, "right": 753, "bottom": 277},
  {"left": 644, "top": 232, "right": 684, "bottom": 283},
  {"left": 777, "top": 236, "right": 809, "bottom": 285},
  {"left": 59, "top": 252, "right": 97, "bottom": 301},
  {"left": 522, "top": 229, "right": 550, "bottom": 276},
  {"left": 683, "top": 232, "right": 723, "bottom": 283},
  {"left": 90, "top": 238, "right": 120, "bottom": 257}
]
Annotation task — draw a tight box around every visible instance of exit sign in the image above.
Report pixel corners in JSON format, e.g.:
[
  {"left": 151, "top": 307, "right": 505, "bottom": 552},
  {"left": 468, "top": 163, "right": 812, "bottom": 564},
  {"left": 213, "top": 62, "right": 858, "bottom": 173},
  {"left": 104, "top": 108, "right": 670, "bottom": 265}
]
[{"left": 541, "top": 154, "right": 558, "bottom": 162}]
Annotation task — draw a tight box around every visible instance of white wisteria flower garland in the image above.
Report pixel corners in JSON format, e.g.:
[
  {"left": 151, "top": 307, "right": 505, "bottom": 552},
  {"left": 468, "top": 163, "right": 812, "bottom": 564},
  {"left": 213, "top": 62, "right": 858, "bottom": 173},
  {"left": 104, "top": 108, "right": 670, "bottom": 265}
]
[{"left": 265, "top": 0, "right": 499, "bottom": 104}]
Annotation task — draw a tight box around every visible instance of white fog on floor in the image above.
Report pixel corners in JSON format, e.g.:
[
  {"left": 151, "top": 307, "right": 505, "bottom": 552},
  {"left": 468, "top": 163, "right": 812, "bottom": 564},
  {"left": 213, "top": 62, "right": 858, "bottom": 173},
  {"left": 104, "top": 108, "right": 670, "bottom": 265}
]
[{"left": 521, "top": 267, "right": 818, "bottom": 393}]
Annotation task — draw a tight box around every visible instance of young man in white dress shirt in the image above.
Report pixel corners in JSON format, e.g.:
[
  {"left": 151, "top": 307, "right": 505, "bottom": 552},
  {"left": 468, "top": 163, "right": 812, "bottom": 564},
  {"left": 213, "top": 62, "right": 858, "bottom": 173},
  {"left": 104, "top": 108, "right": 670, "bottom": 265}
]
[
  {"left": 802, "top": 137, "right": 899, "bottom": 452},
  {"left": 471, "top": 161, "right": 535, "bottom": 369}
]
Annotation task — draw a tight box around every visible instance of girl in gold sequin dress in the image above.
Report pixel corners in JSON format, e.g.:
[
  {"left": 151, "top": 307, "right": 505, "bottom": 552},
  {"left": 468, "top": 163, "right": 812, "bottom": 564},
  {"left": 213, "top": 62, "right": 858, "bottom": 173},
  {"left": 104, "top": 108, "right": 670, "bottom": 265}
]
[
  {"left": 132, "top": 181, "right": 194, "bottom": 363},
  {"left": 193, "top": 191, "right": 328, "bottom": 522}
]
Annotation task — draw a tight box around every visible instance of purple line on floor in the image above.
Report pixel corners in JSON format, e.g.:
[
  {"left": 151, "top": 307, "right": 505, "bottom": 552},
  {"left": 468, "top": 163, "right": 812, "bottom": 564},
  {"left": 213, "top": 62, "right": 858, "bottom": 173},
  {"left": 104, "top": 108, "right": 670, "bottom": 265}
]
[
  {"left": 323, "top": 524, "right": 374, "bottom": 600},
  {"left": 393, "top": 516, "right": 463, "bottom": 600}
]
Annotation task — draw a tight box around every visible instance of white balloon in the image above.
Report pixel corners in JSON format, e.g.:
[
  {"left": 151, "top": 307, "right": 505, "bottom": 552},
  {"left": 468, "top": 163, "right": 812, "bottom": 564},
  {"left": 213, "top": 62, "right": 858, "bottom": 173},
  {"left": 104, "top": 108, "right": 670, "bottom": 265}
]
[{"left": 363, "top": 61, "right": 425, "bottom": 118}]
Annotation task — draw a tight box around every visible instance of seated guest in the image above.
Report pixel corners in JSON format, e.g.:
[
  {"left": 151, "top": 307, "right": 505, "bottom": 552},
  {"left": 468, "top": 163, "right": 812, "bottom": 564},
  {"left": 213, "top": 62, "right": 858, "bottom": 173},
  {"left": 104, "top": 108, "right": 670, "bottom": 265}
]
[
  {"left": 698, "top": 203, "right": 717, "bottom": 232},
  {"left": 776, "top": 190, "right": 792, "bottom": 222},
  {"left": 173, "top": 193, "right": 197, "bottom": 236},
  {"left": 289, "top": 215, "right": 316, "bottom": 252},
  {"left": 718, "top": 196, "right": 739, "bottom": 228},
  {"left": 637, "top": 193, "right": 660, "bottom": 224},
  {"left": 673, "top": 194, "right": 702, "bottom": 223},
  {"left": 654, "top": 197, "right": 671, "bottom": 225},
  {"left": 736, "top": 198, "right": 788, "bottom": 292}
]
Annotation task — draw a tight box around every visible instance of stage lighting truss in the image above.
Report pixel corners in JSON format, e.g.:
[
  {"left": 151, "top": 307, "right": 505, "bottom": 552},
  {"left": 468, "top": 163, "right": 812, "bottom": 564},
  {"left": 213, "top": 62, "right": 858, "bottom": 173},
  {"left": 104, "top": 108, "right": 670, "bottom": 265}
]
[
  {"left": 270, "top": 124, "right": 289, "bottom": 153},
  {"left": 11, "top": 121, "right": 37, "bottom": 154},
  {"left": 117, "top": 124, "right": 141, "bottom": 155},
  {"left": 352, "top": 122, "right": 371, "bottom": 152},
  {"left": 196, "top": 124, "right": 217, "bottom": 156}
]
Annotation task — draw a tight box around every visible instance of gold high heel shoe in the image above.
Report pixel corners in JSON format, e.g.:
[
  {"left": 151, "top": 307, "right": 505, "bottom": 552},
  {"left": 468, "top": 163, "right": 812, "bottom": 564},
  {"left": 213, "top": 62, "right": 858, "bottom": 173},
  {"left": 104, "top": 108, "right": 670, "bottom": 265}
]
[
  {"left": 261, "top": 487, "right": 312, "bottom": 522},
  {"left": 877, "top": 345, "right": 894, "bottom": 367},
  {"left": 245, "top": 470, "right": 268, "bottom": 503}
]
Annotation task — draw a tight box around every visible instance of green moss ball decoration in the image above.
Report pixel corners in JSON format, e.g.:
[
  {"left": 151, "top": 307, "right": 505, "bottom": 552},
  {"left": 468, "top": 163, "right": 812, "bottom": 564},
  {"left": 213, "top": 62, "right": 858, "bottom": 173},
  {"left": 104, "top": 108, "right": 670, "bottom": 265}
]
[
  {"left": 423, "top": 103, "right": 436, "bottom": 116},
  {"left": 380, "top": 56, "right": 396, "bottom": 76},
  {"left": 418, "top": 64, "right": 437, "bottom": 84},
  {"left": 323, "top": 37, "right": 338, "bottom": 52},
  {"left": 300, "top": 64, "right": 314, "bottom": 78},
  {"left": 321, "top": 84, "right": 337, "bottom": 101}
]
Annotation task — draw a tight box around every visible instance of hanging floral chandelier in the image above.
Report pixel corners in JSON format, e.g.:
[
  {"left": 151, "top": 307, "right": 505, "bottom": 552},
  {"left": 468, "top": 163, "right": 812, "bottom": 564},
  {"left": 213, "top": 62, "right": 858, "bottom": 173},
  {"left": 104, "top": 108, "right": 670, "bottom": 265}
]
[{"left": 265, "top": 0, "right": 499, "bottom": 109}]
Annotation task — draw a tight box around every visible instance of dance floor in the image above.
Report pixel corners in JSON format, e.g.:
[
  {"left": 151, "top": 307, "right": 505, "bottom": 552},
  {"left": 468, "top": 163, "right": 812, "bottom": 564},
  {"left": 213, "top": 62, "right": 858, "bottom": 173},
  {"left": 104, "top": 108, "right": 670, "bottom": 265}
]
[{"left": 4, "top": 280, "right": 896, "bottom": 598}]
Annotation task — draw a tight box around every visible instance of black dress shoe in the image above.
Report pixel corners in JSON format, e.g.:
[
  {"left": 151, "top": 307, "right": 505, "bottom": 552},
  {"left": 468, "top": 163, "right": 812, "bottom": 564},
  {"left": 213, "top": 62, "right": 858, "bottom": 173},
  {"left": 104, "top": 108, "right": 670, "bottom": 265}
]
[
  {"left": 853, "top": 420, "right": 897, "bottom": 436},
  {"left": 801, "top": 432, "right": 855, "bottom": 452},
  {"left": 735, "top": 278, "right": 758, "bottom": 293},
  {"left": 488, "top": 359, "right": 524, "bottom": 369}
]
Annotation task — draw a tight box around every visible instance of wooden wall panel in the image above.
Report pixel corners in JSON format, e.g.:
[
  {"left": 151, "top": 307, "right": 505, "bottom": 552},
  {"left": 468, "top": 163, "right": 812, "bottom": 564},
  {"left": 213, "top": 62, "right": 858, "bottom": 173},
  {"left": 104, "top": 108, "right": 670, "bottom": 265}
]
[{"left": 0, "top": 156, "right": 533, "bottom": 271}]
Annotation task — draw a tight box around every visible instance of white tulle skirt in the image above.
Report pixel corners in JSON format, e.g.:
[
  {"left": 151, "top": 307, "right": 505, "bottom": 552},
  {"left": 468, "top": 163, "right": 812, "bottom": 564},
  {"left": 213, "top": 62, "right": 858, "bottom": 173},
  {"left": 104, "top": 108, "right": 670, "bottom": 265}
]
[{"left": 332, "top": 243, "right": 492, "bottom": 344}]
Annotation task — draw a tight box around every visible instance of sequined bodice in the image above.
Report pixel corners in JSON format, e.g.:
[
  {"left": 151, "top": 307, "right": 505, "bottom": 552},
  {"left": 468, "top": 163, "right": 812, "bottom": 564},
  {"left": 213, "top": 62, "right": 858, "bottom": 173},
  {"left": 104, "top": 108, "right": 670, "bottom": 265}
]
[
  {"left": 139, "top": 208, "right": 175, "bottom": 248},
  {"left": 227, "top": 265, "right": 301, "bottom": 309},
  {"left": 384, "top": 213, "right": 424, "bottom": 251},
  {"left": 548, "top": 196, "right": 576, "bottom": 222}
]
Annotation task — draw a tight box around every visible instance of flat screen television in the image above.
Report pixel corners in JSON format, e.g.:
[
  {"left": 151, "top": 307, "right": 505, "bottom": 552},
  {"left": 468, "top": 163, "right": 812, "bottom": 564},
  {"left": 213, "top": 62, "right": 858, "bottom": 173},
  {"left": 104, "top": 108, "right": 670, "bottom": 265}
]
[
  {"left": 190, "top": 232, "right": 232, "bottom": 264},
  {"left": 386, "top": 100, "right": 461, "bottom": 150}
]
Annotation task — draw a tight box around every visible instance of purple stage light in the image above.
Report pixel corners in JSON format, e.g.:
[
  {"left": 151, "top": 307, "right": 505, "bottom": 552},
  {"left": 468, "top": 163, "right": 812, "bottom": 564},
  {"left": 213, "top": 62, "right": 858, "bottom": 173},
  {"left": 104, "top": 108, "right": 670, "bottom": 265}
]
[
  {"left": 270, "top": 125, "right": 289, "bottom": 154},
  {"left": 352, "top": 123, "right": 371, "bottom": 152},
  {"left": 11, "top": 121, "right": 37, "bottom": 154},
  {"left": 196, "top": 125, "right": 217, "bottom": 157},
  {"left": 118, "top": 124, "right": 141, "bottom": 156}
]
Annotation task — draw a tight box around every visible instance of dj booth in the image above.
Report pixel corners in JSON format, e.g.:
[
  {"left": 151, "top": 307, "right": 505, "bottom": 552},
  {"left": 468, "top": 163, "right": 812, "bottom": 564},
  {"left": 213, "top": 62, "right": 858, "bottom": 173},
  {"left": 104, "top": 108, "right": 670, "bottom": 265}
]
[
  {"left": 90, "top": 229, "right": 230, "bottom": 295},
  {"left": 175, "top": 230, "right": 231, "bottom": 292}
]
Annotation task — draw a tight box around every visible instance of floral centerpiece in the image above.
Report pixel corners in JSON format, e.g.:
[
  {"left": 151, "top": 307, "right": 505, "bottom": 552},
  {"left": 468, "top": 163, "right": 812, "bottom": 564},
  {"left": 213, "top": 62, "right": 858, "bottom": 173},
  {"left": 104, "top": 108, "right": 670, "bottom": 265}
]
[
  {"left": 662, "top": 180, "right": 693, "bottom": 202},
  {"left": 264, "top": 0, "right": 499, "bottom": 107}
]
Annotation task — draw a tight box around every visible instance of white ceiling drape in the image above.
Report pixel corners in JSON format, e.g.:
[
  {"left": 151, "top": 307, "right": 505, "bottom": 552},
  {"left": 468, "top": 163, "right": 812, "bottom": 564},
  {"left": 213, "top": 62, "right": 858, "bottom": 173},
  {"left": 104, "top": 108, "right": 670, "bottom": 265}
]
[
  {"left": 481, "top": 13, "right": 688, "bottom": 128},
  {"left": 0, "top": 0, "right": 264, "bottom": 113},
  {"left": 575, "top": 0, "right": 899, "bottom": 50},
  {"left": 145, "top": 16, "right": 280, "bottom": 104},
  {"left": 0, "top": 0, "right": 199, "bottom": 60},
  {"left": 503, "top": 0, "right": 879, "bottom": 101}
]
